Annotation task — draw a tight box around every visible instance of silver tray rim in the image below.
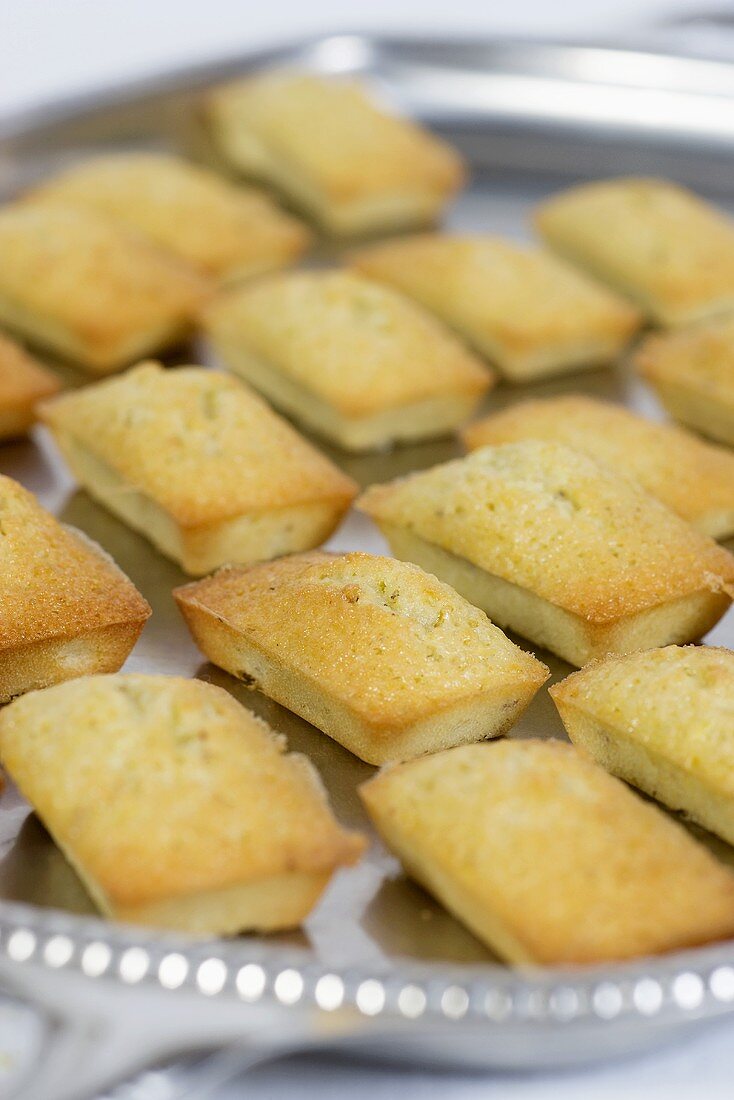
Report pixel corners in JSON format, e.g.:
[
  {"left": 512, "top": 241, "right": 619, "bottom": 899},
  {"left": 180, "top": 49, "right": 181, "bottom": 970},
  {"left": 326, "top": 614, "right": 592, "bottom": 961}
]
[
  {"left": 2, "top": 31, "right": 734, "bottom": 1038},
  {"left": 7, "top": 29, "right": 734, "bottom": 145}
]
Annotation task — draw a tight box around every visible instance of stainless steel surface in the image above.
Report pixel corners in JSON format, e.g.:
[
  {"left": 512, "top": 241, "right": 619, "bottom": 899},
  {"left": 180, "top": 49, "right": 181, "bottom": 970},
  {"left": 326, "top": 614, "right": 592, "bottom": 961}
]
[
  {"left": 7, "top": 33, "right": 734, "bottom": 196},
  {"left": 3, "top": 32, "right": 734, "bottom": 1100}
]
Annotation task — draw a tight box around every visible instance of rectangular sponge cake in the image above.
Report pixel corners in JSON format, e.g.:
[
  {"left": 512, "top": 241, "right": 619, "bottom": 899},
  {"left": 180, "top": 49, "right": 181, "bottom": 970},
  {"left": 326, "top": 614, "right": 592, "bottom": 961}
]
[
  {"left": 357, "top": 440, "right": 734, "bottom": 667},
  {"left": 0, "top": 203, "right": 209, "bottom": 373},
  {"left": 0, "top": 674, "right": 365, "bottom": 933},
  {"left": 28, "top": 153, "right": 311, "bottom": 283},
  {"left": 359, "top": 739, "right": 734, "bottom": 965},
  {"left": 39, "top": 361, "right": 357, "bottom": 575},
  {"left": 462, "top": 395, "right": 734, "bottom": 540},
  {"left": 203, "top": 270, "right": 492, "bottom": 452},
  {"left": 552, "top": 645, "right": 734, "bottom": 849},
  {"left": 350, "top": 234, "right": 640, "bottom": 381},
  {"left": 204, "top": 70, "right": 465, "bottom": 236},
  {"left": 0, "top": 332, "right": 60, "bottom": 441},
  {"left": 0, "top": 474, "right": 150, "bottom": 703},
  {"left": 174, "top": 550, "right": 549, "bottom": 765},
  {"left": 635, "top": 317, "right": 734, "bottom": 448},
  {"left": 536, "top": 178, "right": 734, "bottom": 327}
]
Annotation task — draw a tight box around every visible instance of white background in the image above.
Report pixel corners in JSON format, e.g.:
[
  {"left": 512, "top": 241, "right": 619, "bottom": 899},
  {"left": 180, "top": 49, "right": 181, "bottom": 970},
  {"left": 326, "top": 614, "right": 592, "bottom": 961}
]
[
  {"left": 0, "top": 0, "right": 694, "bottom": 120},
  {"left": 2, "top": 1, "right": 733, "bottom": 1098}
]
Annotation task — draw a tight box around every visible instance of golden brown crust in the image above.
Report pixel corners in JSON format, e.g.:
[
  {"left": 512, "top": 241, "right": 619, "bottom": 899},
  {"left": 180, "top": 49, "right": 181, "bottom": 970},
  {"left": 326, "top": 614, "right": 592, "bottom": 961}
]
[
  {"left": 357, "top": 440, "right": 734, "bottom": 623},
  {"left": 39, "top": 361, "right": 357, "bottom": 528},
  {"left": 359, "top": 739, "right": 734, "bottom": 965},
  {"left": 551, "top": 646, "right": 734, "bottom": 849},
  {"left": 0, "top": 474, "right": 150, "bottom": 652},
  {"left": 0, "top": 674, "right": 364, "bottom": 910},
  {"left": 0, "top": 203, "right": 210, "bottom": 371},
  {"left": 536, "top": 178, "right": 734, "bottom": 325},
  {"left": 636, "top": 317, "right": 734, "bottom": 402},
  {"left": 28, "top": 154, "right": 311, "bottom": 281},
  {"left": 203, "top": 270, "right": 491, "bottom": 417},
  {"left": 551, "top": 646, "right": 734, "bottom": 795},
  {"left": 0, "top": 332, "right": 60, "bottom": 432},
  {"left": 205, "top": 69, "right": 465, "bottom": 204},
  {"left": 350, "top": 234, "right": 640, "bottom": 373},
  {"left": 174, "top": 550, "right": 548, "bottom": 730},
  {"left": 461, "top": 395, "right": 734, "bottom": 537}
]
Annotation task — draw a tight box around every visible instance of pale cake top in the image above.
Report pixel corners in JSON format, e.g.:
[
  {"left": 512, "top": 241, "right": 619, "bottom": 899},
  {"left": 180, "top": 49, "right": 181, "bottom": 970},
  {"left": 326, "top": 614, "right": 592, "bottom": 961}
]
[
  {"left": 207, "top": 70, "right": 464, "bottom": 201},
  {"left": 536, "top": 178, "right": 734, "bottom": 321},
  {"left": 204, "top": 271, "right": 492, "bottom": 416},
  {"left": 636, "top": 316, "right": 734, "bottom": 404},
  {"left": 551, "top": 646, "right": 734, "bottom": 798},
  {"left": 358, "top": 441, "right": 734, "bottom": 623},
  {"left": 359, "top": 740, "right": 734, "bottom": 965},
  {"left": 0, "top": 332, "right": 60, "bottom": 408},
  {"left": 29, "top": 154, "right": 311, "bottom": 280},
  {"left": 0, "top": 674, "right": 365, "bottom": 908},
  {"left": 0, "top": 203, "right": 209, "bottom": 366},
  {"left": 351, "top": 234, "right": 640, "bottom": 355},
  {"left": 39, "top": 362, "right": 357, "bottom": 528},
  {"left": 0, "top": 474, "right": 150, "bottom": 651},
  {"left": 462, "top": 395, "right": 734, "bottom": 531},
  {"left": 175, "top": 551, "right": 548, "bottom": 729}
]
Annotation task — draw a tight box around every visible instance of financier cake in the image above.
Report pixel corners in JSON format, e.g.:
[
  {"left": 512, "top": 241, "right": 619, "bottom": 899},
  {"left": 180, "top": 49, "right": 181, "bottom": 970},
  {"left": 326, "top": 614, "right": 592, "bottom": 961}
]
[
  {"left": 0, "top": 332, "right": 60, "bottom": 441},
  {"left": 204, "top": 69, "right": 465, "bottom": 235},
  {"left": 38, "top": 361, "right": 357, "bottom": 575},
  {"left": 28, "top": 153, "right": 311, "bottom": 282},
  {"left": 0, "top": 202, "right": 209, "bottom": 373},
  {"left": 174, "top": 551, "right": 549, "bottom": 764},
  {"left": 350, "top": 233, "right": 640, "bottom": 380},
  {"left": 462, "top": 394, "right": 734, "bottom": 539},
  {"left": 536, "top": 177, "right": 734, "bottom": 327},
  {"left": 635, "top": 317, "right": 734, "bottom": 447},
  {"left": 359, "top": 739, "right": 734, "bottom": 965},
  {"left": 357, "top": 440, "right": 734, "bottom": 667},
  {"left": 551, "top": 645, "right": 734, "bottom": 848},
  {"left": 203, "top": 270, "right": 492, "bottom": 452},
  {"left": 0, "top": 674, "right": 365, "bottom": 933},
  {"left": 0, "top": 475, "right": 150, "bottom": 703}
]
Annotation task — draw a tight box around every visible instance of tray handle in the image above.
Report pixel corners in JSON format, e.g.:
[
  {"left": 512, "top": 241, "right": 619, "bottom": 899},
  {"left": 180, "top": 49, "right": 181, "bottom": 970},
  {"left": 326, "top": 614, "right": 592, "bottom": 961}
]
[{"left": 0, "top": 957, "right": 317, "bottom": 1100}]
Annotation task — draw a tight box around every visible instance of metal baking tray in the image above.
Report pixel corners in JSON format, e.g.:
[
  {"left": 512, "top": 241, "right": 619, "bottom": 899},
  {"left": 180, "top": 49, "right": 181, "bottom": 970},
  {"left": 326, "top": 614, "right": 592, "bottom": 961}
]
[{"left": 4, "top": 33, "right": 734, "bottom": 1100}]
